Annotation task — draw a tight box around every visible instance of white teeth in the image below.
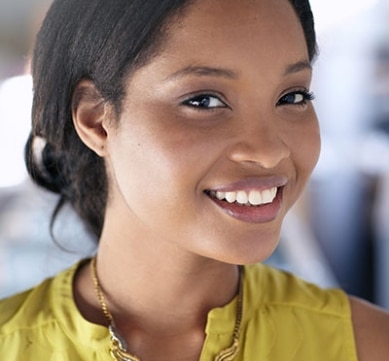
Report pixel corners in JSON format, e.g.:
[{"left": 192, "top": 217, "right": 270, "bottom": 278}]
[
  {"left": 214, "top": 187, "right": 278, "bottom": 206},
  {"left": 248, "top": 190, "right": 262, "bottom": 205},
  {"left": 262, "top": 189, "right": 273, "bottom": 204},
  {"left": 225, "top": 192, "right": 237, "bottom": 203},
  {"left": 216, "top": 191, "right": 225, "bottom": 200},
  {"left": 236, "top": 191, "right": 248, "bottom": 204}
]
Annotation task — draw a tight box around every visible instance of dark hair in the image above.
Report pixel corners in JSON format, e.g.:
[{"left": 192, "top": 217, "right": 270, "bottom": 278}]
[{"left": 25, "top": 0, "right": 317, "bottom": 241}]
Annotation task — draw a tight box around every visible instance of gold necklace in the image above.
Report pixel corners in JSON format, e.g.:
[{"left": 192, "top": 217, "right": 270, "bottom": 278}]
[{"left": 90, "top": 257, "right": 243, "bottom": 361}]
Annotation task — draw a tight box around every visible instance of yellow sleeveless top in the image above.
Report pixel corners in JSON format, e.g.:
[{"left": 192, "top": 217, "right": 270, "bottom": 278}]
[{"left": 0, "top": 261, "right": 358, "bottom": 360}]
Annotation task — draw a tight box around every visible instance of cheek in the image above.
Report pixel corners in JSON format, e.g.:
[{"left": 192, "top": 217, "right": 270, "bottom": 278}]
[
  {"left": 107, "top": 120, "right": 213, "bottom": 209},
  {"left": 280, "top": 110, "right": 321, "bottom": 208},
  {"left": 290, "top": 115, "right": 321, "bottom": 181},
  {"left": 105, "top": 120, "right": 224, "bottom": 245}
]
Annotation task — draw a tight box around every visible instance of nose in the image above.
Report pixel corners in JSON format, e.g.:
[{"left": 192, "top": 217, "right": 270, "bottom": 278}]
[{"left": 228, "top": 119, "right": 291, "bottom": 169}]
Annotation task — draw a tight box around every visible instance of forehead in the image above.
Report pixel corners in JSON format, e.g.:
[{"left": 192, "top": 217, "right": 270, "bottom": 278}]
[
  {"left": 177, "top": 0, "right": 299, "bottom": 31},
  {"left": 161, "top": 0, "right": 308, "bottom": 62},
  {"left": 125, "top": 0, "right": 309, "bottom": 93}
]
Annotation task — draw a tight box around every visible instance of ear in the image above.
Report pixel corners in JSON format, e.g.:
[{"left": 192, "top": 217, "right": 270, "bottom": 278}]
[{"left": 72, "top": 80, "right": 112, "bottom": 157}]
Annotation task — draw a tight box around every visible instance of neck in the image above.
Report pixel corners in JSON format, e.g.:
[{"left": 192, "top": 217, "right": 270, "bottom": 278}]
[
  {"left": 74, "top": 238, "right": 242, "bottom": 361},
  {"left": 75, "top": 238, "right": 240, "bottom": 335},
  {"left": 100, "top": 242, "right": 239, "bottom": 333}
]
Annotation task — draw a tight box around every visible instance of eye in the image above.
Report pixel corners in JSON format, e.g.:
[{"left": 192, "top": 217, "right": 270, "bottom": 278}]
[
  {"left": 182, "top": 94, "right": 227, "bottom": 109},
  {"left": 277, "top": 90, "right": 315, "bottom": 107}
]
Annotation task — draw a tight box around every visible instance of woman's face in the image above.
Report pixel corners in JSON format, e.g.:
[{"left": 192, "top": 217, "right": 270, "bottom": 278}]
[{"left": 104, "top": 0, "right": 320, "bottom": 264}]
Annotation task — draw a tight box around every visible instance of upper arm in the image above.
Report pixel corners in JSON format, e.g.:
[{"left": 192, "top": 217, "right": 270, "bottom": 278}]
[{"left": 350, "top": 296, "right": 389, "bottom": 361}]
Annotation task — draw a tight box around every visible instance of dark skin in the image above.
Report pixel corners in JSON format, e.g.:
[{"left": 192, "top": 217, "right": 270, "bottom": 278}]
[
  {"left": 350, "top": 297, "right": 389, "bottom": 360},
  {"left": 72, "top": 0, "right": 389, "bottom": 360}
]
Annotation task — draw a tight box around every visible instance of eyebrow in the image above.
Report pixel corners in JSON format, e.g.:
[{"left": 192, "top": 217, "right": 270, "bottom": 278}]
[
  {"left": 165, "top": 60, "right": 311, "bottom": 82},
  {"left": 284, "top": 60, "right": 312, "bottom": 75},
  {"left": 165, "top": 66, "right": 239, "bottom": 81}
]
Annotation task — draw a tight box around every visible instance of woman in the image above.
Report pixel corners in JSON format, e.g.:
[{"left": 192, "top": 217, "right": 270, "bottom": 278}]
[{"left": 1, "top": 0, "right": 388, "bottom": 360}]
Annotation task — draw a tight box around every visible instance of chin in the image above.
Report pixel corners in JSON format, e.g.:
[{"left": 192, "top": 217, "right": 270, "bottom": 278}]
[{"left": 213, "top": 236, "right": 280, "bottom": 266}]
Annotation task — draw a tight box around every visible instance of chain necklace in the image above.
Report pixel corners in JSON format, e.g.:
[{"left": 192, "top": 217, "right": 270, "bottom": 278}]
[{"left": 90, "top": 257, "right": 244, "bottom": 361}]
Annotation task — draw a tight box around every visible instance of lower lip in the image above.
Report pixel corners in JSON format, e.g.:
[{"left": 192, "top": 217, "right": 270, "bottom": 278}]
[{"left": 208, "top": 188, "right": 283, "bottom": 223}]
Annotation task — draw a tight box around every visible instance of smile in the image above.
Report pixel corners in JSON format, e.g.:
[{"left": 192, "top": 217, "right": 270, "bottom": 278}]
[
  {"left": 205, "top": 184, "right": 284, "bottom": 223},
  {"left": 208, "top": 187, "right": 277, "bottom": 207}
]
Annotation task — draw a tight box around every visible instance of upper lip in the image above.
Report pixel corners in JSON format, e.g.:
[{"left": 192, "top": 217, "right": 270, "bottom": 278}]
[{"left": 205, "top": 175, "right": 288, "bottom": 193}]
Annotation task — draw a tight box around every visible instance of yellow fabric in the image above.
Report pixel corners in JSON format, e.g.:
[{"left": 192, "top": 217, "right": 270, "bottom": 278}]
[{"left": 0, "top": 261, "right": 358, "bottom": 360}]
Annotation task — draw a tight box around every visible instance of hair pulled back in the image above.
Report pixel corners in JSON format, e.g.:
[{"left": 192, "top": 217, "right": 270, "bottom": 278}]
[{"left": 26, "top": 0, "right": 317, "bottom": 240}]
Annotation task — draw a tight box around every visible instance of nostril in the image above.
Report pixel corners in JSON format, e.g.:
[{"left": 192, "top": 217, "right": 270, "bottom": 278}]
[{"left": 228, "top": 138, "right": 290, "bottom": 169}]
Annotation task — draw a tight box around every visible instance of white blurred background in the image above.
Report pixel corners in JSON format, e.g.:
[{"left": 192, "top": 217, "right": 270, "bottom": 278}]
[{"left": 0, "top": 0, "right": 388, "bottom": 309}]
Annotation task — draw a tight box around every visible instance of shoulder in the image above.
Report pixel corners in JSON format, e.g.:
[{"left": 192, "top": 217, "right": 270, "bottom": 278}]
[
  {"left": 241, "top": 264, "right": 359, "bottom": 360},
  {"left": 244, "top": 263, "right": 348, "bottom": 314},
  {"left": 0, "top": 262, "right": 83, "bottom": 359},
  {"left": 0, "top": 262, "right": 79, "bottom": 337},
  {"left": 0, "top": 279, "right": 53, "bottom": 333},
  {"left": 0, "top": 277, "right": 55, "bottom": 359},
  {"left": 350, "top": 296, "right": 389, "bottom": 361}
]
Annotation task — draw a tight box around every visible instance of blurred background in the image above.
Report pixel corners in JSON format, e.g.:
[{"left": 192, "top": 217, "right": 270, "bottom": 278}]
[{"left": 0, "top": 0, "right": 388, "bottom": 309}]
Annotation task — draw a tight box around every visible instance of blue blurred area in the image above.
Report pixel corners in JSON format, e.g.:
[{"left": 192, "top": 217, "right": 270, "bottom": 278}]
[{"left": 0, "top": 181, "right": 96, "bottom": 299}]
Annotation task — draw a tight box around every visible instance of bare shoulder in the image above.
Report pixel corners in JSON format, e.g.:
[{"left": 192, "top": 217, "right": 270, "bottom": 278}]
[{"left": 349, "top": 296, "right": 389, "bottom": 361}]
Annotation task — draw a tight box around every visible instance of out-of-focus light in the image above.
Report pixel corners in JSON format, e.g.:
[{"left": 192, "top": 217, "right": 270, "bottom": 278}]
[
  {"left": 0, "top": 75, "right": 32, "bottom": 188},
  {"left": 310, "top": 0, "right": 380, "bottom": 34}
]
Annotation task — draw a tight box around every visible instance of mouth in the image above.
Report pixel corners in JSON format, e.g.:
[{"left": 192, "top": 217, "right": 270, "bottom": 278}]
[
  {"left": 207, "top": 187, "right": 278, "bottom": 207},
  {"left": 204, "top": 186, "right": 284, "bottom": 223}
]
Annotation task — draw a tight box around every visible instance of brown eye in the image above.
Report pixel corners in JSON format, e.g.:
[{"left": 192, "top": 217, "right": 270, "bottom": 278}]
[
  {"left": 277, "top": 91, "right": 315, "bottom": 106},
  {"left": 183, "top": 94, "right": 226, "bottom": 109}
]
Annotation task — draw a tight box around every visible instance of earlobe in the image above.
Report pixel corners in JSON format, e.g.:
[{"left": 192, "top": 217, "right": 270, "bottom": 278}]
[{"left": 72, "top": 80, "right": 111, "bottom": 157}]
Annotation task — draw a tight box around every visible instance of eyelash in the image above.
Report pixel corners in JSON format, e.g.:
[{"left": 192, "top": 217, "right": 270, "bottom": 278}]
[
  {"left": 181, "top": 93, "right": 228, "bottom": 110},
  {"left": 181, "top": 90, "right": 315, "bottom": 110},
  {"left": 277, "top": 90, "right": 315, "bottom": 107}
]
